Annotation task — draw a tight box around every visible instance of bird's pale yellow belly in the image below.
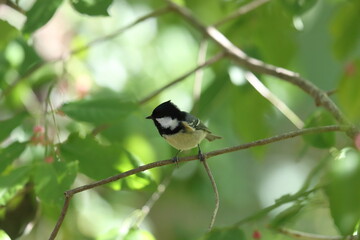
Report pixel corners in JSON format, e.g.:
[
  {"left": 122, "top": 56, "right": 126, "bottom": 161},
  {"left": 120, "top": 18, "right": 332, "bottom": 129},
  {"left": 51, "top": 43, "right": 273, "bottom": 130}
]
[{"left": 163, "top": 130, "right": 207, "bottom": 150}]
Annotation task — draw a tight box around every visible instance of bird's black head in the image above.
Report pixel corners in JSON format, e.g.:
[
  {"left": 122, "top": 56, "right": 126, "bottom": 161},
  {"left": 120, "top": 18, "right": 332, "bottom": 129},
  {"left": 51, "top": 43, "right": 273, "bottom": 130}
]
[
  {"left": 146, "top": 100, "right": 183, "bottom": 120},
  {"left": 146, "top": 100, "right": 185, "bottom": 135}
]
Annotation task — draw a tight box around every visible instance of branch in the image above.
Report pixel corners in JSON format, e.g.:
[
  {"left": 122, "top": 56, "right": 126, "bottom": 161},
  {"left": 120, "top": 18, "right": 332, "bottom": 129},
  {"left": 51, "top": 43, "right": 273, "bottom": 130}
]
[
  {"left": 138, "top": 51, "right": 226, "bottom": 105},
  {"left": 213, "top": 0, "right": 271, "bottom": 27},
  {"left": 165, "top": 0, "right": 351, "bottom": 127},
  {"left": 244, "top": 71, "right": 304, "bottom": 129},
  {"left": 48, "top": 125, "right": 346, "bottom": 239},
  {"left": 202, "top": 158, "right": 219, "bottom": 230},
  {"left": 69, "top": 6, "right": 172, "bottom": 56},
  {"left": 277, "top": 227, "right": 358, "bottom": 240}
]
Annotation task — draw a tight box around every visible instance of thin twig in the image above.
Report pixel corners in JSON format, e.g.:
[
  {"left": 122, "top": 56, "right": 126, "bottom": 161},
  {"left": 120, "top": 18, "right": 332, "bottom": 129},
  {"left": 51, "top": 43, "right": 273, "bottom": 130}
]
[
  {"left": 48, "top": 195, "right": 72, "bottom": 240},
  {"left": 48, "top": 125, "right": 346, "bottom": 239},
  {"left": 193, "top": 40, "right": 209, "bottom": 102},
  {"left": 213, "top": 0, "right": 271, "bottom": 27},
  {"left": 202, "top": 158, "right": 219, "bottom": 230},
  {"left": 69, "top": 6, "right": 172, "bottom": 56},
  {"left": 236, "top": 155, "right": 331, "bottom": 226},
  {"left": 236, "top": 188, "right": 318, "bottom": 226},
  {"left": 138, "top": 51, "right": 226, "bottom": 105},
  {"left": 244, "top": 71, "right": 304, "bottom": 129},
  {"left": 277, "top": 227, "right": 358, "bottom": 240},
  {"left": 166, "top": 0, "right": 350, "bottom": 127},
  {"left": 134, "top": 174, "right": 172, "bottom": 228}
]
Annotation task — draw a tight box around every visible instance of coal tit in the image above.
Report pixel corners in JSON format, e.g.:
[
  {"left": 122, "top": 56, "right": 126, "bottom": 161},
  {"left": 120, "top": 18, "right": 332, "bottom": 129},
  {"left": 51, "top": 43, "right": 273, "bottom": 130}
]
[{"left": 146, "top": 100, "right": 221, "bottom": 162}]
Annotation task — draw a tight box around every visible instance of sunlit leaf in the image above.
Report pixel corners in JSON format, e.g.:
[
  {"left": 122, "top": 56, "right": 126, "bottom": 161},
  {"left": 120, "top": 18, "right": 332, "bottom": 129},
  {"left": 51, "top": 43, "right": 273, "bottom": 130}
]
[
  {"left": 22, "top": 0, "right": 64, "bottom": 34},
  {"left": 61, "top": 96, "right": 137, "bottom": 124},
  {"left": 0, "top": 166, "right": 31, "bottom": 206},
  {"left": 0, "top": 142, "right": 26, "bottom": 173},
  {"left": 0, "top": 112, "right": 27, "bottom": 142},
  {"left": 303, "top": 109, "right": 336, "bottom": 148},
  {"left": 0, "top": 182, "right": 37, "bottom": 240},
  {"left": 203, "top": 227, "right": 245, "bottom": 240},
  {"left": 70, "top": 0, "right": 113, "bottom": 16},
  {"left": 325, "top": 147, "right": 360, "bottom": 236},
  {"left": 123, "top": 151, "right": 154, "bottom": 189},
  {"left": 124, "top": 228, "right": 156, "bottom": 240},
  {"left": 33, "top": 161, "right": 78, "bottom": 206},
  {"left": 0, "top": 230, "right": 11, "bottom": 240}
]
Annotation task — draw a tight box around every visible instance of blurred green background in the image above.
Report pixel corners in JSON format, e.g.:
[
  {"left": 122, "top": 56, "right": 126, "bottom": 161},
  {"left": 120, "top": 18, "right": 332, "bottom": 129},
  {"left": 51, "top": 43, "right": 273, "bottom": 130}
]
[{"left": 1, "top": 0, "right": 360, "bottom": 239}]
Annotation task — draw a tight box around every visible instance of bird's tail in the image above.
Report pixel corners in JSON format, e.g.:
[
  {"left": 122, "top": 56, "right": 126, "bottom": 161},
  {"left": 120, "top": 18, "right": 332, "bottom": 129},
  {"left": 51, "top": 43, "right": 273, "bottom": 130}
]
[{"left": 206, "top": 133, "right": 222, "bottom": 142}]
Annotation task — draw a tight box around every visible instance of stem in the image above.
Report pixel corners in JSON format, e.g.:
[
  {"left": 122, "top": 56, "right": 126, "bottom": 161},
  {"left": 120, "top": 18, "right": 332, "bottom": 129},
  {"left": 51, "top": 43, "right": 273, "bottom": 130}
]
[{"left": 202, "top": 159, "right": 219, "bottom": 230}]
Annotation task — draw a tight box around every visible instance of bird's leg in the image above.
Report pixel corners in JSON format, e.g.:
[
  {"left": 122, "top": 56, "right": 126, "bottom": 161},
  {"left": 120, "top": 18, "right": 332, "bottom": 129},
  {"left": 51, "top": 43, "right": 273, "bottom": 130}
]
[
  {"left": 197, "top": 144, "right": 206, "bottom": 162},
  {"left": 172, "top": 150, "right": 182, "bottom": 167}
]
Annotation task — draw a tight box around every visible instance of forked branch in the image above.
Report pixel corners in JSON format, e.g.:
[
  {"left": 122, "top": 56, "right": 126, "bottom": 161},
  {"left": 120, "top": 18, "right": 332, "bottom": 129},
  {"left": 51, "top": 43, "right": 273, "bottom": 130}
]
[{"left": 48, "top": 125, "right": 346, "bottom": 240}]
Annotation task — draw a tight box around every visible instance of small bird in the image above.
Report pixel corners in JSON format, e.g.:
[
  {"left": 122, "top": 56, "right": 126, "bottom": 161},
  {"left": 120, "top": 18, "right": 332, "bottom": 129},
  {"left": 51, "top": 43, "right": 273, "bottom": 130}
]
[{"left": 146, "top": 100, "right": 221, "bottom": 162}]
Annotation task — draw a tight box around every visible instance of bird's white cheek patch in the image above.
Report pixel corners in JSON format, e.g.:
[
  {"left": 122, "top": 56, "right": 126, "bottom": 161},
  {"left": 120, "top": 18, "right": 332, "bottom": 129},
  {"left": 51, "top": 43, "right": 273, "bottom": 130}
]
[{"left": 156, "top": 117, "right": 179, "bottom": 130}]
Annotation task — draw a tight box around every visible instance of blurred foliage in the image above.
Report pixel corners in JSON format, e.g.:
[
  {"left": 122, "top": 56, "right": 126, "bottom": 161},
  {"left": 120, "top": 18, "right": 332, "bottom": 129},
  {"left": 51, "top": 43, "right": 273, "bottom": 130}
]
[
  {"left": 325, "top": 147, "right": 360, "bottom": 236},
  {"left": 302, "top": 109, "right": 336, "bottom": 148},
  {"left": 0, "top": 0, "right": 360, "bottom": 239}
]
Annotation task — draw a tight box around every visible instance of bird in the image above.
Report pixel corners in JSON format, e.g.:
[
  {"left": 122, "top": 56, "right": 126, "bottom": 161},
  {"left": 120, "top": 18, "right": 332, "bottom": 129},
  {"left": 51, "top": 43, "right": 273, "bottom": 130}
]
[{"left": 146, "top": 100, "right": 221, "bottom": 163}]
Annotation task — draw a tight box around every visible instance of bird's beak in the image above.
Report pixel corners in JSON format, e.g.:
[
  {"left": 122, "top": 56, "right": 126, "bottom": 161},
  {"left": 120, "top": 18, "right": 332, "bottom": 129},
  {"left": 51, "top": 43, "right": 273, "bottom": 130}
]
[{"left": 146, "top": 115, "right": 153, "bottom": 119}]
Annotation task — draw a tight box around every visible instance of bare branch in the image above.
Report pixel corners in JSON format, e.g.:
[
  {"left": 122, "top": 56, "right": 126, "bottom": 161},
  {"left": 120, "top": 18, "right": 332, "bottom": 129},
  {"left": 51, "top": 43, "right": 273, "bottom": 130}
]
[
  {"left": 277, "top": 227, "right": 358, "bottom": 240},
  {"left": 138, "top": 51, "right": 226, "bottom": 105},
  {"left": 244, "top": 71, "right": 304, "bottom": 129},
  {"left": 213, "top": 0, "right": 271, "bottom": 27},
  {"left": 202, "top": 159, "right": 219, "bottom": 230},
  {"left": 48, "top": 125, "right": 346, "bottom": 239},
  {"left": 69, "top": 6, "right": 172, "bottom": 56},
  {"left": 166, "top": 0, "right": 350, "bottom": 127},
  {"left": 48, "top": 195, "right": 72, "bottom": 240}
]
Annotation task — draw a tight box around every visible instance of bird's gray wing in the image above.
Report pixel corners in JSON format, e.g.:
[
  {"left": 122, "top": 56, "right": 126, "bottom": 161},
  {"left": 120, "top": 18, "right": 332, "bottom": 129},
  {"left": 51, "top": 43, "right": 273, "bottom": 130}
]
[{"left": 183, "top": 113, "right": 210, "bottom": 133}]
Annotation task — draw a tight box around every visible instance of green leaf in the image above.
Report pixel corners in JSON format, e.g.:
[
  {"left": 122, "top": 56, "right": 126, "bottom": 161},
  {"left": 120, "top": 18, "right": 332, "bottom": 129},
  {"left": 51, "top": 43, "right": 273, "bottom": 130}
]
[
  {"left": 269, "top": 203, "right": 304, "bottom": 228},
  {"left": 0, "top": 112, "right": 27, "bottom": 142},
  {"left": 70, "top": 0, "right": 113, "bottom": 16},
  {"left": 325, "top": 147, "right": 360, "bottom": 236},
  {"left": 203, "top": 227, "right": 246, "bottom": 240},
  {"left": 33, "top": 161, "right": 78, "bottom": 206},
  {"left": 0, "top": 230, "right": 11, "bottom": 240},
  {"left": 0, "top": 182, "right": 37, "bottom": 240},
  {"left": 22, "top": 0, "right": 64, "bottom": 34},
  {"left": 61, "top": 96, "right": 138, "bottom": 124},
  {"left": 330, "top": 1, "right": 360, "bottom": 60},
  {"left": 0, "top": 21, "right": 18, "bottom": 49},
  {"left": 338, "top": 59, "right": 360, "bottom": 122},
  {"left": 303, "top": 109, "right": 336, "bottom": 148},
  {"left": 123, "top": 228, "right": 156, "bottom": 240},
  {"left": 0, "top": 166, "right": 31, "bottom": 206},
  {"left": 0, "top": 142, "right": 26, "bottom": 173},
  {"left": 231, "top": 83, "right": 271, "bottom": 143},
  {"left": 60, "top": 134, "right": 121, "bottom": 180},
  {"left": 121, "top": 151, "right": 154, "bottom": 190}
]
